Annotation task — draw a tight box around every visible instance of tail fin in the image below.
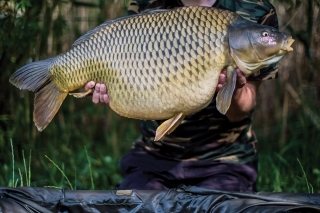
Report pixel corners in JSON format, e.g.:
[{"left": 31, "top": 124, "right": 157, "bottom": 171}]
[
  {"left": 9, "top": 58, "right": 54, "bottom": 92},
  {"left": 9, "top": 58, "right": 67, "bottom": 131}
]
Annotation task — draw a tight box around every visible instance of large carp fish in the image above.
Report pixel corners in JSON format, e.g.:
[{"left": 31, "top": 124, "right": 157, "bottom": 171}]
[{"left": 10, "top": 6, "right": 294, "bottom": 141}]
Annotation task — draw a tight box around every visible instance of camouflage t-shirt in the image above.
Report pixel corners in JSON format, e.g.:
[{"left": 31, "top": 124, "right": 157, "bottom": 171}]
[{"left": 127, "top": 0, "right": 279, "bottom": 164}]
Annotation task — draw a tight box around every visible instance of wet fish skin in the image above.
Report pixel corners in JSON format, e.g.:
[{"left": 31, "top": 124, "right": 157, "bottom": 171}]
[
  {"left": 52, "top": 7, "right": 237, "bottom": 118},
  {"left": 9, "top": 6, "right": 294, "bottom": 141}
]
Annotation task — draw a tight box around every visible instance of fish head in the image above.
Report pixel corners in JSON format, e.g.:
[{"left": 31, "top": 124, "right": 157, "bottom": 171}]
[{"left": 228, "top": 20, "right": 294, "bottom": 76}]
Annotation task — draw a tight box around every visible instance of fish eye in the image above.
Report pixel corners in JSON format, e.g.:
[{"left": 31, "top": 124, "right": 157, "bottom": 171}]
[{"left": 262, "top": 31, "right": 269, "bottom": 37}]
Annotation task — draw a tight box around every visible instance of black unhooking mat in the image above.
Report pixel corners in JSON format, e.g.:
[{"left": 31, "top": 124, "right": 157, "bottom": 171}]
[{"left": 1, "top": 185, "right": 320, "bottom": 213}]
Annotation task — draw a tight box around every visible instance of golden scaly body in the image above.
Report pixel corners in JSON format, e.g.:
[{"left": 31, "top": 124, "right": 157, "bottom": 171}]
[
  {"left": 10, "top": 6, "right": 294, "bottom": 140},
  {"left": 52, "top": 7, "right": 238, "bottom": 120}
]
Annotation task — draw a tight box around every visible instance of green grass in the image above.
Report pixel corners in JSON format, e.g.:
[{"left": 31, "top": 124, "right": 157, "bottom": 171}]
[
  {"left": 255, "top": 111, "right": 320, "bottom": 193},
  {"left": 3, "top": 108, "right": 319, "bottom": 192}
]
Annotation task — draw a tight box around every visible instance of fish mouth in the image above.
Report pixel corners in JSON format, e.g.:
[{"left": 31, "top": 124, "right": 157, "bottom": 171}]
[{"left": 281, "top": 37, "right": 294, "bottom": 52}]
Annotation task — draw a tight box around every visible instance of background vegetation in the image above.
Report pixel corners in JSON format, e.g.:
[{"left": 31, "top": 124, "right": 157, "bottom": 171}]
[{"left": 0, "top": 0, "right": 319, "bottom": 192}]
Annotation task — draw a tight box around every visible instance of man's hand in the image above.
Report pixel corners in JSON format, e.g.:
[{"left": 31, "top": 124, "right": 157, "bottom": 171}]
[
  {"left": 85, "top": 81, "right": 110, "bottom": 104},
  {"left": 217, "top": 68, "right": 261, "bottom": 122},
  {"left": 216, "top": 68, "right": 247, "bottom": 91}
]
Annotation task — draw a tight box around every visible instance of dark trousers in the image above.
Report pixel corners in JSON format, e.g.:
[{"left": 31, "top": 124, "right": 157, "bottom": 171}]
[{"left": 118, "top": 148, "right": 257, "bottom": 191}]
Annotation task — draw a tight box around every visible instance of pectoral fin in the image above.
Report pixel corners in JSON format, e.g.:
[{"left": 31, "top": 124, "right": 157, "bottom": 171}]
[
  {"left": 216, "top": 67, "right": 237, "bottom": 115},
  {"left": 155, "top": 113, "right": 185, "bottom": 141},
  {"left": 69, "top": 89, "right": 93, "bottom": 98}
]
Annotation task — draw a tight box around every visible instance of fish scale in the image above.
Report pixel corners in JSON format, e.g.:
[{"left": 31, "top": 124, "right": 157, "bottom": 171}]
[{"left": 9, "top": 6, "right": 294, "bottom": 141}]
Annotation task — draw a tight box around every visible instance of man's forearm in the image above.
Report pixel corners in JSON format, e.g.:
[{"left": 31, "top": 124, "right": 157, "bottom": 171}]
[{"left": 226, "top": 81, "right": 261, "bottom": 122}]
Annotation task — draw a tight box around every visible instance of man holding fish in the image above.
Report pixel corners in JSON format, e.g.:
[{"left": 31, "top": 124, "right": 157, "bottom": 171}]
[
  {"left": 10, "top": 0, "right": 293, "bottom": 191},
  {"left": 85, "top": 0, "right": 285, "bottom": 191}
]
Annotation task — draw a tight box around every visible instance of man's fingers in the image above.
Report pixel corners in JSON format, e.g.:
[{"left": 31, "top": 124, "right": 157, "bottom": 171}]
[
  {"left": 85, "top": 81, "right": 95, "bottom": 91},
  {"left": 92, "top": 83, "right": 101, "bottom": 104},
  {"left": 100, "top": 84, "right": 110, "bottom": 104},
  {"left": 216, "top": 68, "right": 247, "bottom": 91},
  {"left": 236, "top": 68, "right": 246, "bottom": 88},
  {"left": 91, "top": 83, "right": 109, "bottom": 104},
  {"left": 217, "top": 70, "right": 227, "bottom": 91},
  {"left": 219, "top": 73, "right": 226, "bottom": 84},
  {"left": 100, "top": 84, "right": 106, "bottom": 94},
  {"left": 103, "top": 94, "right": 110, "bottom": 104},
  {"left": 99, "top": 84, "right": 106, "bottom": 103}
]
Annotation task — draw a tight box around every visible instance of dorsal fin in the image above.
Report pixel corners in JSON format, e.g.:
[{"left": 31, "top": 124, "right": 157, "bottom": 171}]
[
  {"left": 72, "top": 9, "right": 171, "bottom": 47},
  {"left": 72, "top": 16, "right": 131, "bottom": 47}
]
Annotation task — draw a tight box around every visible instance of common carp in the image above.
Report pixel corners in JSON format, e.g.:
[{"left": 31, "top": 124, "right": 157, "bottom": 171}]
[{"left": 9, "top": 6, "right": 294, "bottom": 141}]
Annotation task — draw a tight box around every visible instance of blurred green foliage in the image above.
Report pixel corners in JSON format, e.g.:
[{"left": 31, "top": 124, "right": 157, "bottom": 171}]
[
  {"left": 0, "top": 0, "right": 136, "bottom": 190},
  {"left": 0, "top": 0, "right": 319, "bottom": 192}
]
